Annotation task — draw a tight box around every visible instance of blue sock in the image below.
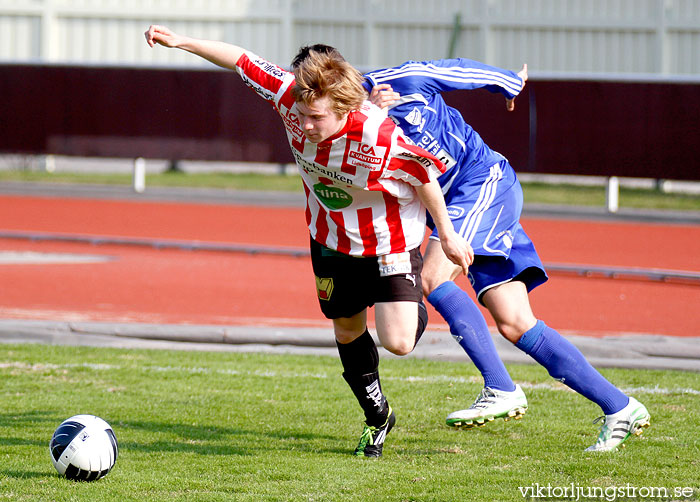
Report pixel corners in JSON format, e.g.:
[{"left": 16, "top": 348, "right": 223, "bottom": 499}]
[
  {"left": 516, "top": 321, "right": 629, "bottom": 415},
  {"left": 428, "top": 281, "right": 516, "bottom": 392}
]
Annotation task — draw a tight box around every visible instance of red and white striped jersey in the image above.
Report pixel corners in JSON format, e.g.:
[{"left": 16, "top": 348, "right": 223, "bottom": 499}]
[{"left": 236, "top": 51, "right": 446, "bottom": 257}]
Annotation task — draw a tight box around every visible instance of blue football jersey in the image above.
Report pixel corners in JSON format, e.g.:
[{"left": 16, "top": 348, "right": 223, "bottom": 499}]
[{"left": 363, "top": 59, "right": 523, "bottom": 192}]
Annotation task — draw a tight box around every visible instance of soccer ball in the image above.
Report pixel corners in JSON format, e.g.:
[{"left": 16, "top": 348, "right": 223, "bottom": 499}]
[{"left": 49, "top": 414, "right": 118, "bottom": 481}]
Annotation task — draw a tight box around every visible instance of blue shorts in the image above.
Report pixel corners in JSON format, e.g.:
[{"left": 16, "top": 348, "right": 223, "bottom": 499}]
[{"left": 426, "top": 160, "right": 548, "bottom": 303}]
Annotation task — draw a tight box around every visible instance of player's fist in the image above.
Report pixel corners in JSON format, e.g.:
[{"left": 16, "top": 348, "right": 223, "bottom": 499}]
[
  {"left": 369, "top": 84, "right": 399, "bottom": 110},
  {"left": 440, "top": 231, "right": 473, "bottom": 276},
  {"left": 145, "top": 25, "right": 180, "bottom": 48},
  {"left": 506, "top": 64, "right": 528, "bottom": 112}
]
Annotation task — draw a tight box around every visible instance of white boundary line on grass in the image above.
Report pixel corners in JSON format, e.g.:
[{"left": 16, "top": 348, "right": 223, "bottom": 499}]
[{"left": 2, "top": 361, "right": 699, "bottom": 396}]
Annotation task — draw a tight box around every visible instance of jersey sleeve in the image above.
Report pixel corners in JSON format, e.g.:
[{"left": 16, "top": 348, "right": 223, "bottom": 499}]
[
  {"left": 235, "top": 51, "right": 296, "bottom": 109},
  {"left": 383, "top": 130, "right": 446, "bottom": 187},
  {"left": 365, "top": 58, "right": 523, "bottom": 100}
]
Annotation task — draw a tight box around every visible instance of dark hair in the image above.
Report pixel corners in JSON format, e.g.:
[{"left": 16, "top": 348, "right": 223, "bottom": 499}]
[{"left": 291, "top": 44, "right": 344, "bottom": 69}]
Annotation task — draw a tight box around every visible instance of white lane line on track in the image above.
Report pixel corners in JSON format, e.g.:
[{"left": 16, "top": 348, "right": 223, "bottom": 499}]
[
  {"left": 0, "top": 250, "right": 113, "bottom": 264},
  {"left": 2, "top": 361, "right": 698, "bottom": 396}
]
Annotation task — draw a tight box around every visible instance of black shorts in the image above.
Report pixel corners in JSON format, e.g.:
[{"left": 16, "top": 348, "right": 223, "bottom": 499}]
[{"left": 310, "top": 237, "right": 423, "bottom": 320}]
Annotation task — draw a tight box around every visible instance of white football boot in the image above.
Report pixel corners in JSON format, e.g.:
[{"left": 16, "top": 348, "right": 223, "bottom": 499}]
[
  {"left": 446, "top": 385, "right": 528, "bottom": 429},
  {"left": 585, "top": 397, "right": 650, "bottom": 452}
]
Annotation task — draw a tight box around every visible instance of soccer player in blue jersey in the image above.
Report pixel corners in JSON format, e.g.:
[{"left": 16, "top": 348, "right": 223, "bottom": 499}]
[
  {"left": 292, "top": 46, "right": 650, "bottom": 451},
  {"left": 365, "top": 58, "right": 652, "bottom": 452}
]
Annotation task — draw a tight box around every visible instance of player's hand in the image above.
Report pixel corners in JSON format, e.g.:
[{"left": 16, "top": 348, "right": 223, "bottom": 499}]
[
  {"left": 506, "top": 63, "right": 528, "bottom": 112},
  {"left": 518, "top": 63, "right": 529, "bottom": 83},
  {"left": 145, "top": 25, "right": 181, "bottom": 49},
  {"left": 440, "top": 230, "right": 473, "bottom": 275},
  {"left": 369, "top": 84, "right": 400, "bottom": 110}
]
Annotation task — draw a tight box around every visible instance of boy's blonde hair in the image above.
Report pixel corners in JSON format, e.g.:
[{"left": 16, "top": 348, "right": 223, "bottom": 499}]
[{"left": 291, "top": 49, "right": 367, "bottom": 118}]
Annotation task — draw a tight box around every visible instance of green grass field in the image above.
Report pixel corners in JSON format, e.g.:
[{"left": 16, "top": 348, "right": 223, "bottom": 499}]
[
  {"left": 1, "top": 343, "right": 698, "bottom": 501},
  {"left": 1, "top": 169, "right": 699, "bottom": 212}
]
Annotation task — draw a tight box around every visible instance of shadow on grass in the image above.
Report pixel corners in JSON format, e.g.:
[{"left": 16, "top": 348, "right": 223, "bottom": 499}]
[
  {"left": 0, "top": 410, "right": 63, "bottom": 448},
  {"left": 0, "top": 411, "right": 350, "bottom": 458},
  {"left": 0, "top": 409, "right": 58, "bottom": 425},
  {"left": 0, "top": 470, "right": 49, "bottom": 480},
  {"left": 0, "top": 437, "right": 48, "bottom": 448},
  {"left": 110, "top": 419, "right": 349, "bottom": 457}
]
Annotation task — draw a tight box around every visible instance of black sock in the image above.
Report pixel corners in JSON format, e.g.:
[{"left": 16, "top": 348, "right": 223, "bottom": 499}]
[
  {"left": 342, "top": 371, "right": 388, "bottom": 426},
  {"left": 414, "top": 301, "right": 428, "bottom": 349},
  {"left": 336, "top": 329, "right": 378, "bottom": 375},
  {"left": 336, "top": 330, "right": 387, "bottom": 426}
]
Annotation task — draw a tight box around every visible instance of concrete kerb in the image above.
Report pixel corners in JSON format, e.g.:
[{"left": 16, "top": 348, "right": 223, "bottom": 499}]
[{"left": 1, "top": 319, "right": 698, "bottom": 372}]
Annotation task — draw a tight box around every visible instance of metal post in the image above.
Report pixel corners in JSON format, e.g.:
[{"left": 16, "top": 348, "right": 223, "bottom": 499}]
[
  {"left": 448, "top": 12, "right": 462, "bottom": 59},
  {"left": 606, "top": 176, "right": 619, "bottom": 213},
  {"left": 133, "top": 157, "right": 146, "bottom": 193},
  {"left": 43, "top": 154, "right": 56, "bottom": 173}
]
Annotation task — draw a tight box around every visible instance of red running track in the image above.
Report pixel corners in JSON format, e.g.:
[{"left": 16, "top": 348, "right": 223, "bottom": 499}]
[{"left": 1, "top": 194, "right": 699, "bottom": 337}]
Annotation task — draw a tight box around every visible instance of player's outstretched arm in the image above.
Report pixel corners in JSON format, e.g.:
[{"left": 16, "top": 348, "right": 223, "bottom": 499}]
[
  {"left": 145, "top": 24, "right": 245, "bottom": 70},
  {"left": 415, "top": 181, "right": 473, "bottom": 274}
]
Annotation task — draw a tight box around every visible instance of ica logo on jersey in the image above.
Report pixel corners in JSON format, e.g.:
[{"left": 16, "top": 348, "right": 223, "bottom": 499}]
[
  {"left": 283, "top": 111, "right": 304, "bottom": 141},
  {"left": 347, "top": 142, "right": 386, "bottom": 171}
]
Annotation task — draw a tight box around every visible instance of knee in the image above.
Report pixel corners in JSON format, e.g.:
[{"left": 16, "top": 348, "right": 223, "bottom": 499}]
[
  {"left": 333, "top": 323, "right": 366, "bottom": 344},
  {"left": 333, "top": 313, "right": 367, "bottom": 344},
  {"left": 335, "top": 330, "right": 359, "bottom": 345},
  {"left": 495, "top": 317, "right": 534, "bottom": 344},
  {"left": 422, "top": 272, "right": 444, "bottom": 297},
  {"left": 382, "top": 339, "right": 414, "bottom": 356},
  {"left": 496, "top": 323, "right": 523, "bottom": 344}
]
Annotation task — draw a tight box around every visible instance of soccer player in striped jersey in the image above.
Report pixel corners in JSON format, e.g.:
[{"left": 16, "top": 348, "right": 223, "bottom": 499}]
[
  {"left": 362, "top": 57, "right": 650, "bottom": 451},
  {"left": 144, "top": 26, "right": 473, "bottom": 457}
]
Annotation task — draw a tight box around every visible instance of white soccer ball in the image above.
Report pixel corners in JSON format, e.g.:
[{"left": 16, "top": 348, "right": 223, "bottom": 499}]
[{"left": 49, "top": 414, "right": 118, "bottom": 481}]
